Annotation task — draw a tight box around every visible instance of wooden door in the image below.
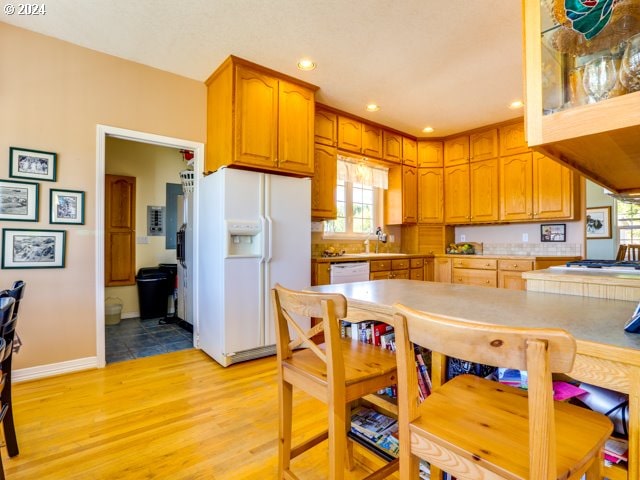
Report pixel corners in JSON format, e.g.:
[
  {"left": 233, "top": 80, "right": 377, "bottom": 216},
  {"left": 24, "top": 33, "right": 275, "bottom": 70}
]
[
  {"left": 444, "top": 164, "right": 470, "bottom": 224},
  {"left": 417, "top": 168, "right": 444, "bottom": 223},
  {"left": 235, "top": 65, "right": 278, "bottom": 168},
  {"left": 500, "top": 153, "right": 533, "bottom": 221},
  {"left": 362, "top": 123, "right": 382, "bottom": 158},
  {"left": 337, "top": 116, "right": 362, "bottom": 153},
  {"left": 443, "top": 135, "right": 469, "bottom": 166},
  {"left": 314, "top": 109, "right": 337, "bottom": 146},
  {"left": 470, "top": 158, "right": 499, "bottom": 223},
  {"left": 402, "top": 137, "right": 417, "bottom": 166},
  {"left": 105, "top": 174, "right": 136, "bottom": 286},
  {"left": 383, "top": 131, "right": 402, "bottom": 164},
  {"left": 278, "top": 80, "right": 314, "bottom": 175},
  {"left": 417, "top": 141, "right": 443, "bottom": 167},
  {"left": 533, "top": 153, "right": 574, "bottom": 219},
  {"left": 470, "top": 129, "right": 498, "bottom": 162},
  {"left": 311, "top": 144, "right": 337, "bottom": 219},
  {"left": 402, "top": 166, "right": 418, "bottom": 223}
]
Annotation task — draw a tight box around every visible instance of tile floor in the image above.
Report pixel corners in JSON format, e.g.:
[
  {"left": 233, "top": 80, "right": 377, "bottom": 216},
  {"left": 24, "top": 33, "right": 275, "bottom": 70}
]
[{"left": 105, "top": 317, "right": 193, "bottom": 363}]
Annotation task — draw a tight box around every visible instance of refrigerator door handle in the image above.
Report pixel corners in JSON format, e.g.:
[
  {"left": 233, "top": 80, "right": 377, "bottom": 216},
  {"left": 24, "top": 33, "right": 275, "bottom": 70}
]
[
  {"left": 265, "top": 215, "right": 273, "bottom": 263},
  {"left": 260, "top": 215, "right": 268, "bottom": 264}
]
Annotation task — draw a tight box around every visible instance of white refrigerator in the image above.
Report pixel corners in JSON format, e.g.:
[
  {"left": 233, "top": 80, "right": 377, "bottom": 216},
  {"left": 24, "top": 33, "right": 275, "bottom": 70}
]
[{"left": 197, "top": 167, "right": 311, "bottom": 367}]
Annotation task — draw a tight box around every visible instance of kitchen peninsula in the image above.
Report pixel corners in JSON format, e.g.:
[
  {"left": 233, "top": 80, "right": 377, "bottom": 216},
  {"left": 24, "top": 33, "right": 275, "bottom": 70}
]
[{"left": 309, "top": 279, "right": 640, "bottom": 480}]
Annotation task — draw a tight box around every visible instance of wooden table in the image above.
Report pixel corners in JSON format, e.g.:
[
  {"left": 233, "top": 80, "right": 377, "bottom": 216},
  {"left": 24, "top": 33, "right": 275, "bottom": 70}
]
[{"left": 308, "top": 279, "right": 640, "bottom": 480}]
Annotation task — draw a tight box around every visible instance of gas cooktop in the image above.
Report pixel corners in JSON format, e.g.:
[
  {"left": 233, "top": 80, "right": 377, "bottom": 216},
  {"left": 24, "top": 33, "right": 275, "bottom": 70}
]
[{"left": 562, "top": 259, "right": 640, "bottom": 270}]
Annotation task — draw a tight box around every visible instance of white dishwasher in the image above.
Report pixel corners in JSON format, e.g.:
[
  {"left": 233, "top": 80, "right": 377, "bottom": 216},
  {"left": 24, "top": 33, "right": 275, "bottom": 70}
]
[{"left": 330, "top": 262, "right": 370, "bottom": 284}]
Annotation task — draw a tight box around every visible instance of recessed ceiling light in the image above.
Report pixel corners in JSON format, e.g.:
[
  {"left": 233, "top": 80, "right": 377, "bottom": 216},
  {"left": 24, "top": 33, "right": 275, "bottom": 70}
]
[
  {"left": 366, "top": 104, "right": 380, "bottom": 112},
  {"left": 297, "top": 58, "right": 316, "bottom": 71},
  {"left": 509, "top": 100, "right": 524, "bottom": 109},
  {"left": 422, "top": 126, "right": 434, "bottom": 133}
]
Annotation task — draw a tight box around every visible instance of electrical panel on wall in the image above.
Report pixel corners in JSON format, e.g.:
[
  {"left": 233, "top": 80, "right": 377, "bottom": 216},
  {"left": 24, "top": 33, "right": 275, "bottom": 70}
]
[{"left": 147, "top": 206, "right": 166, "bottom": 236}]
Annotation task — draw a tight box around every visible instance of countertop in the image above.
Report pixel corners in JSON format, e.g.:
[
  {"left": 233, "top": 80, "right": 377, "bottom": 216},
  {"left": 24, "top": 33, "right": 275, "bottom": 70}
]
[
  {"left": 308, "top": 279, "right": 640, "bottom": 352},
  {"left": 312, "top": 253, "right": 580, "bottom": 263}
]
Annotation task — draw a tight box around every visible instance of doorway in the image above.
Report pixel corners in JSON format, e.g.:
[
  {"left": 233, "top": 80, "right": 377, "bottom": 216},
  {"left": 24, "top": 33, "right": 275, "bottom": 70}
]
[{"left": 96, "top": 125, "right": 203, "bottom": 367}]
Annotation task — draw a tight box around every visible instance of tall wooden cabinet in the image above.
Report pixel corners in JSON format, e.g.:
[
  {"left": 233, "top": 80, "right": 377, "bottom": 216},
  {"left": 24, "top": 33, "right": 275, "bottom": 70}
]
[
  {"left": 386, "top": 165, "right": 417, "bottom": 225},
  {"left": 444, "top": 164, "right": 470, "bottom": 224},
  {"left": 206, "top": 55, "right": 317, "bottom": 176},
  {"left": 469, "top": 159, "right": 499, "bottom": 223},
  {"left": 417, "top": 168, "right": 444, "bottom": 223},
  {"left": 105, "top": 174, "right": 136, "bottom": 287},
  {"left": 311, "top": 144, "right": 337, "bottom": 219}
]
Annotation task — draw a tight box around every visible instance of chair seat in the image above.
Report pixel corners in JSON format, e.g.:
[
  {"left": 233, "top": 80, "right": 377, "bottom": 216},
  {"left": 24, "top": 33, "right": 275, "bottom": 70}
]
[
  {"left": 410, "top": 374, "right": 613, "bottom": 480},
  {"left": 284, "top": 338, "right": 397, "bottom": 402}
]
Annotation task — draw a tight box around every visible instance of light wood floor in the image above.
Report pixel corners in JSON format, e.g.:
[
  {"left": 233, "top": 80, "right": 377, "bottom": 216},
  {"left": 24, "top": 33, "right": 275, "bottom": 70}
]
[{"left": 4, "top": 349, "right": 389, "bottom": 479}]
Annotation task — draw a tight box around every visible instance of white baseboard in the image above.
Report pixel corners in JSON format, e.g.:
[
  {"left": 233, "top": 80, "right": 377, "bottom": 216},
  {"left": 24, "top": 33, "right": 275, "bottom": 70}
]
[
  {"left": 13, "top": 356, "right": 98, "bottom": 383},
  {"left": 121, "top": 312, "right": 139, "bottom": 320}
]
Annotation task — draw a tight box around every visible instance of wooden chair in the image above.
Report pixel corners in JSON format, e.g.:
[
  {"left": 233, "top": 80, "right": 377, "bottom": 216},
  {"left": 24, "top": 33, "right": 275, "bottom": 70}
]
[
  {"left": 0, "top": 298, "right": 13, "bottom": 480},
  {"left": 393, "top": 303, "right": 613, "bottom": 480},
  {"left": 616, "top": 244, "right": 628, "bottom": 261},
  {"left": 625, "top": 244, "right": 640, "bottom": 261},
  {"left": 0, "top": 280, "right": 25, "bottom": 457},
  {"left": 271, "top": 284, "right": 399, "bottom": 480}
]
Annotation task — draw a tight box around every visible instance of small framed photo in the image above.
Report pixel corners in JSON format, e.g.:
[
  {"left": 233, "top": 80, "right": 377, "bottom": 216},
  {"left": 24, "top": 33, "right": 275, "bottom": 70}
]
[
  {"left": 0, "top": 179, "right": 39, "bottom": 222},
  {"left": 9, "top": 147, "right": 57, "bottom": 182},
  {"left": 2, "top": 228, "right": 66, "bottom": 269},
  {"left": 586, "top": 206, "right": 612, "bottom": 239},
  {"left": 50, "top": 189, "right": 85, "bottom": 225},
  {"left": 541, "top": 223, "right": 566, "bottom": 242}
]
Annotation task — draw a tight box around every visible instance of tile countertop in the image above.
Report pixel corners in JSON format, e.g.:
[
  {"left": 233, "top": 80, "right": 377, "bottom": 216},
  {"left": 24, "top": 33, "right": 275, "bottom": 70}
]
[{"left": 312, "top": 254, "right": 581, "bottom": 263}]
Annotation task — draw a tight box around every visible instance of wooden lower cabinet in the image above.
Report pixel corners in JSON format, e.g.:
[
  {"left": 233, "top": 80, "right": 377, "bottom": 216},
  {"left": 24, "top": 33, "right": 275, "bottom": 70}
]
[
  {"left": 312, "top": 262, "right": 331, "bottom": 286},
  {"left": 424, "top": 258, "right": 435, "bottom": 281},
  {"left": 434, "top": 257, "right": 452, "bottom": 283},
  {"left": 497, "top": 259, "right": 533, "bottom": 290},
  {"left": 453, "top": 268, "right": 497, "bottom": 287},
  {"left": 370, "top": 258, "right": 417, "bottom": 280},
  {"left": 410, "top": 258, "right": 424, "bottom": 281}
]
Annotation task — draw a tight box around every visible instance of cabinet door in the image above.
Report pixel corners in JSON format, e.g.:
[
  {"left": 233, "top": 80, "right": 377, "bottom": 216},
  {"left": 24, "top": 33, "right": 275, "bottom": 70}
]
[
  {"left": 383, "top": 131, "right": 403, "bottom": 164},
  {"left": 403, "top": 166, "right": 418, "bottom": 223},
  {"left": 444, "top": 135, "right": 469, "bottom": 167},
  {"left": 313, "top": 262, "right": 331, "bottom": 286},
  {"left": 370, "top": 270, "right": 391, "bottom": 280},
  {"left": 470, "top": 129, "right": 498, "bottom": 162},
  {"left": 403, "top": 137, "right": 418, "bottom": 166},
  {"left": 424, "top": 258, "right": 435, "bottom": 281},
  {"left": 498, "top": 271, "right": 526, "bottom": 290},
  {"left": 452, "top": 268, "right": 497, "bottom": 287},
  {"left": 499, "top": 122, "right": 528, "bottom": 156},
  {"left": 278, "top": 80, "right": 315, "bottom": 174},
  {"left": 444, "top": 164, "right": 470, "bottom": 224},
  {"left": 433, "top": 257, "right": 452, "bottom": 283},
  {"left": 235, "top": 65, "right": 278, "bottom": 168},
  {"left": 315, "top": 109, "right": 337, "bottom": 146},
  {"left": 105, "top": 174, "right": 136, "bottom": 286},
  {"left": 417, "top": 168, "right": 444, "bottom": 223},
  {"left": 500, "top": 153, "right": 533, "bottom": 221},
  {"left": 533, "top": 153, "right": 574, "bottom": 219},
  {"left": 362, "top": 123, "right": 382, "bottom": 158},
  {"left": 417, "top": 141, "right": 443, "bottom": 167},
  {"left": 311, "top": 144, "right": 337, "bottom": 219},
  {"left": 470, "top": 158, "right": 499, "bottom": 223},
  {"left": 338, "top": 116, "right": 362, "bottom": 153}
]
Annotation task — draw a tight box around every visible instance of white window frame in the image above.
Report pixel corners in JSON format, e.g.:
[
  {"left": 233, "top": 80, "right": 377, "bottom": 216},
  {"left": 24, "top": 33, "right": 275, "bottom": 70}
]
[{"left": 323, "top": 180, "right": 383, "bottom": 240}]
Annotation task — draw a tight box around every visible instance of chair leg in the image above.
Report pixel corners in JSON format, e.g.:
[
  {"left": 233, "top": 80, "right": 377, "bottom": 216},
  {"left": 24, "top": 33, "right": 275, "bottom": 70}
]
[
  {"left": 584, "top": 453, "right": 603, "bottom": 480},
  {"left": 399, "top": 438, "right": 420, "bottom": 480},
  {"left": 328, "top": 398, "right": 346, "bottom": 480},
  {"left": 344, "top": 403, "right": 354, "bottom": 471},
  {"left": 279, "top": 376, "right": 293, "bottom": 479},
  {"left": 1, "top": 361, "right": 17, "bottom": 457}
]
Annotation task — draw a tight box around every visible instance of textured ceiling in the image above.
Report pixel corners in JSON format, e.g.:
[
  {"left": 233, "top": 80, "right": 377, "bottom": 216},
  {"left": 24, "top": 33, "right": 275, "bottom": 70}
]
[{"left": 3, "top": 0, "right": 525, "bottom": 137}]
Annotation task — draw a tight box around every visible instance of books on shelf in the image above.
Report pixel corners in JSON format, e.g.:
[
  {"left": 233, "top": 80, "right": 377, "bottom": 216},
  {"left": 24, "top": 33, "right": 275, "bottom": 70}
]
[
  {"left": 350, "top": 406, "right": 399, "bottom": 460},
  {"left": 604, "top": 437, "right": 628, "bottom": 465}
]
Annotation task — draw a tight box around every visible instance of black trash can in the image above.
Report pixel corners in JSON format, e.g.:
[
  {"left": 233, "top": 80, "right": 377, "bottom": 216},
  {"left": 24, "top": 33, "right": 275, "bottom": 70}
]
[
  {"left": 158, "top": 263, "right": 178, "bottom": 317},
  {"left": 136, "top": 267, "right": 169, "bottom": 320}
]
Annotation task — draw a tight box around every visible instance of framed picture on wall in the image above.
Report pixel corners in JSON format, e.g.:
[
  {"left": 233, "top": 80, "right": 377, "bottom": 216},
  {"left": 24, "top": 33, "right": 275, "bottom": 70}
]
[
  {"left": 0, "top": 179, "right": 39, "bottom": 222},
  {"left": 541, "top": 224, "right": 566, "bottom": 242},
  {"left": 1, "top": 228, "right": 66, "bottom": 269},
  {"left": 9, "top": 146, "right": 57, "bottom": 182},
  {"left": 50, "top": 189, "right": 85, "bottom": 224},
  {"left": 586, "top": 206, "right": 612, "bottom": 239}
]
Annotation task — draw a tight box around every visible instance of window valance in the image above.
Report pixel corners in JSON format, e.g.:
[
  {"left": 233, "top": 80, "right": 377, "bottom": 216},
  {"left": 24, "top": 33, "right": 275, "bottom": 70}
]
[{"left": 337, "top": 155, "right": 388, "bottom": 190}]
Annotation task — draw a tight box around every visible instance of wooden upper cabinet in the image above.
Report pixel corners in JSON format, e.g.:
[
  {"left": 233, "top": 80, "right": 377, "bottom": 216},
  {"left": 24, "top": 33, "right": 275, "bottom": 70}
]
[
  {"left": 444, "top": 164, "right": 470, "bottom": 224},
  {"left": 314, "top": 109, "right": 337, "bottom": 146},
  {"left": 499, "top": 122, "right": 528, "bottom": 156},
  {"left": 444, "top": 135, "right": 469, "bottom": 167},
  {"left": 337, "top": 115, "right": 362, "bottom": 153},
  {"left": 402, "top": 137, "right": 417, "bottom": 166},
  {"left": 417, "top": 141, "right": 443, "bottom": 167},
  {"left": 234, "top": 65, "right": 279, "bottom": 169},
  {"left": 470, "top": 128, "right": 498, "bottom": 162},
  {"left": 402, "top": 166, "right": 418, "bottom": 223},
  {"left": 383, "top": 131, "right": 403, "bottom": 164},
  {"left": 469, "top": 158, "right": 499, "bottom": 223},
  {"left": 311, "top": 144, "right": 337, "bottom": 220},
  {"left": 105, "top": 174, "right": 136, "bottom": 287},
  {"left": 362, "top": 123, "right": 382, "bottom": 158},
  {"left": 532, "top": 153, "right": 576, "bottom": 220},
  {"left": 417, "top": 167, "right": 444, "bottom": 224},
  {"left": 278, "top": 79, "right": 315, "bottom": 175},
  {"left": 500, "top": 153, "right": 534, "bottom": 221},
  {"left": 205, "top": 56, "right": 317, "bottom": 175}
]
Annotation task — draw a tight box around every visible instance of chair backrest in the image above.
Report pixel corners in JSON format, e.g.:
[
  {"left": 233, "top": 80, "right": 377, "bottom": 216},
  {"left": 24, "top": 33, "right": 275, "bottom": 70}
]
[
  {"left": 0, "top": 290, "right": 20, "bottom": 361},
  {"left": 616, "top": 244, "right": 628, "bottom": 261},
  {"left": 393, "top": 303, "right": 578, "bottom": 480},
  {"left": 271, "top": 284, "right": 348, "bottom": 378},
  {"left": 7, "top": 281, "right": 25, "bottom": 320},
  {"left": 626, "top": 244, "right": 640, "bottom": 261}
]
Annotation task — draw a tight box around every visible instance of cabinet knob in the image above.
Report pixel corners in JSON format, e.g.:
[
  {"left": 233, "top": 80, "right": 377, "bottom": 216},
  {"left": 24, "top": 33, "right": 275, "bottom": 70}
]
[
  {"left": 485, "top": 263, "right": 492, "bottom": 267},
  {"left": 485, "top": 280, "right": 491, "bottom": 284},
  {"left": 513, "top": 264, "right": 518, "bottom": 268}
]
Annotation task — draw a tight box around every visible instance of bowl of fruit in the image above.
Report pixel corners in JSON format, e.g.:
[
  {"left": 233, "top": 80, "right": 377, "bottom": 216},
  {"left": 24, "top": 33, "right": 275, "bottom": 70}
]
[{"left": 447, "top": 243, "right": 477, "bottom": 255}]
